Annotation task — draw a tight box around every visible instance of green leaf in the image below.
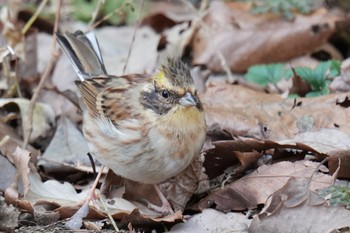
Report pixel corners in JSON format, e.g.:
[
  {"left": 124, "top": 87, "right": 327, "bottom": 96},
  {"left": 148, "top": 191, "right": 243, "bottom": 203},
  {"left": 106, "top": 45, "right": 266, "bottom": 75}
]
[
  {"left": 245, "top": 0, "right": 314, "bottom": 19},
  {"left": 69, "top": 0, "right": 137, "bottom": 25},
  {"left": 295, "top": 67, "right": 316, "bottom": 87},
  {"left": 319, "top": 185, "right": 350, "bottom": 206},
  {"left": 71, "top": 0, "right": 99, "bottom": 23},
  {"left": 294, "top": 60, "right": 339, "bottom": 95},
  {"left": 305, "top": 91, "right": 324, "bottom": 97},
  {"left": 103, "top": 0, "right": 136, "bottom": 25},
  {"left": 329, "top": 60, "right": 341, "bottom": 78},
  {"left": 245, "top": 63, "right": 286, "bottom": 86}
]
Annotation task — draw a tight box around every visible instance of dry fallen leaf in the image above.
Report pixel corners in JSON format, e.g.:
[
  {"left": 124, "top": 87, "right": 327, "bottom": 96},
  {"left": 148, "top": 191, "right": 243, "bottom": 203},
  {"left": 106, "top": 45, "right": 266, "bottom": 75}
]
[
  {"left": 170, "top": 209, "right": 251, "bottom": 233},
  {"left": 0, "top": 155, "right": 16, "bottom": 192},
  {"left": 0, "top": 122, "right": 39, "bottom": 161},
  {"left": 3, "top": 147, "right": 31, "bottom": 195},
  {"left": 0, "top": 197, "right": 20, "bottom": 232},
  {"left": 24, "top": 172, "right": 182, "bottom": 221},
  {"left": 249, "top": 177, "right": 350, "bottom": 233},
  {"left": 201, "top": 84, "right": 350, "bottom": 140},
  {"left": 26, "top": 173, "right": 86, "bottom": 206},
  {"left": 38, "top": 90, "right": 81, "bottom": 124},
  {"left": 161, "top": 153, "right": 206, "bottom": 211},
  {"left": 278, "top": 128, "right": 350, "bottom": 153},
  {"left": 0, "top": 98, "right": 55, "bottom": 143},
  {"left": 192, "top": 1, "right": 342, "bottom": 72},
  {"left": 38, "top": 116, "right": 93, "bottom": 174},
  {"left": 328, "top": 150, "right": 350, "bottom": 178},
  {"left": 330, "top": 58, "right": 350, "bottom": 92},
  {"left": 198, "top": 161, "right": 333, "bottom": 211}
]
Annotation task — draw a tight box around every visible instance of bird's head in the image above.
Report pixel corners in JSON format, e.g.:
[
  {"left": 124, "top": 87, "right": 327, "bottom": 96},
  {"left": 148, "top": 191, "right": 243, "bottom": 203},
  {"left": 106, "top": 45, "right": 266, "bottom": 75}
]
[{"left": 140, "top": 58, "right": 203, "bottom": 118}]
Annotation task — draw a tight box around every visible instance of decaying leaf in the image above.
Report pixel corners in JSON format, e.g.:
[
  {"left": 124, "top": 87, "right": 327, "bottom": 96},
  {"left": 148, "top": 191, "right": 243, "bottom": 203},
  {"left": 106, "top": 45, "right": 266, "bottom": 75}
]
[
  {"left": 249, "top": 177, "right": 350, "bottom": 233},
  {"left": 38, "top": 116, "right": 92, "bottom": 174},
  {"left": 278, "top": 128, "right": 350, "bottom": 153},
  {"left": 0, "top": 122, "right": 39, "bottom": 160},
  {"left": 201, "top": 84, "right": 350, "bottom": 140},
  {"left": 170, "top": 209, "right": 251, "bottom": 233},
  {"left": 330, "top": 58, "right": 350, "bottom": 92},
  {"left": 26, "top": 173, "right": 86, "bottom": 206},
  {"left": 192, "top": 1, "right": 342, "bottom": 72},
  {"left": 0, "top": 196, "right": 20, "bottom": 232},
  {"left": 0, "top": 98, "right": 55, "bottom": 143},
  {"left": 3, "top": 146, "right": 31, "bottom": 196},
  {"left": 328, "top": 150, "right": 350, "bottom": 178},
  {"left": 198, "top": 161, "right": 333, "bottom": 211},
  {"left": 24, "top": 172, "right": 183, "bottom": 222},
  {"left": 0, "top": 155, "right": 16, "bottom": 192},
  {"left": 161, "top": 153, "right": 206, "bottom": 211}
]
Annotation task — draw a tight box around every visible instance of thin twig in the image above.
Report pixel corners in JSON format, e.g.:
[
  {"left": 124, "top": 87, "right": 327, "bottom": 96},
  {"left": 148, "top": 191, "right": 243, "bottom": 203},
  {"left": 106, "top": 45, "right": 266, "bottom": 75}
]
[
  {"left": 89, "top": 0, "right": 134, "bottom": 30},
  {"left": 88, "top": 0, "right": 104, "bottom": 28},
  {"left": 181, "top": 0, "right": 235, "bottom": 83},
  {"left": 97, "top": 192, "right": 119, "bottom": 231},
  {"left": 122, "top": 0, "right": 144, "bottom": 75},
  {"left": 22, "top": 0, "right": 62, "bottom": 148},
  {"left": 21, "top": 0, "right": 49, "bottom": 35}
]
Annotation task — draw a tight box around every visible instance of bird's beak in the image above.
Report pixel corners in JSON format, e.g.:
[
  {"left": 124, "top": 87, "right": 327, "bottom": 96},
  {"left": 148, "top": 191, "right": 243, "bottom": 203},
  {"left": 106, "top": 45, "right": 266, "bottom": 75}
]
[{"left": 179, "top": 92, "right": 196, "bottom": 107}]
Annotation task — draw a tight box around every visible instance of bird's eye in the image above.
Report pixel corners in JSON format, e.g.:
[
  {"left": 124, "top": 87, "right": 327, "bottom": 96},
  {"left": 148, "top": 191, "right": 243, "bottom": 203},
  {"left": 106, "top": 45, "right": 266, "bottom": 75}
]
[{"left": 161, "top": 90, "right": 169, "bottom": 98}]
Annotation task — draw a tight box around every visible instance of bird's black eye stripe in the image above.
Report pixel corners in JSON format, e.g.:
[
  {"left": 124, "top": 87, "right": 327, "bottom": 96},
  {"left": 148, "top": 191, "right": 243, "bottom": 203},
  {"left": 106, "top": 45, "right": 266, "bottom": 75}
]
[{"left": 161, "top": 90, "right": 169, "bottom": 98}]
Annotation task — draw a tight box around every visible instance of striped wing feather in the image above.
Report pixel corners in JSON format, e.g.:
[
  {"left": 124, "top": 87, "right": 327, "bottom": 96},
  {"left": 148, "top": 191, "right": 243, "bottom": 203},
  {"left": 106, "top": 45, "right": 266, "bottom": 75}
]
[{"left": 76, "top": 74, "right": 150, "bottom": 125}]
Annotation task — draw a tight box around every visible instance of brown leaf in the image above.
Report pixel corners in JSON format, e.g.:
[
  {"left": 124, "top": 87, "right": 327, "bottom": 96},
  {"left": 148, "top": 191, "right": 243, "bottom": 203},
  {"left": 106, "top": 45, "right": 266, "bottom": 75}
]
[
  {"left": 4, "top": 186, "right": 33, "bottom": 214},
  {"left": 201, "top": 84, "right": 350, "bottom": 140},
  {"left": 119, "top": 208, "right": 182, "bottom": 225},
  {"left": 0, "top": 98, "right": 55, "bottom": 143},
  {"left": 0, "top": 197, "right": 20, "bottom": 232},
  {"left": 278, "top": 128, "right": 350, "bottom": 153},
  {"left": 170, "top": 209, "right": 251, "bottom": 233},
  {"left": 38, "top": 116, "right": 93, "bottom": 174},
  {"left": 25, "top": 172, "right": 181, "bottom": 221},
  {"left": 121, "top": 153, "right": 205, "bottom": 213},
  {"left": 38, "top": 90, "right": 81, "bottom": 124},
  {"left": 5, "top": 147, "right": 31, "bottom": 195},
  {"left": 192, "top": 1, "right": 342, "bottom": 72},
  {"left": 198, "top": 161, "right": 333, "bottom": 211},
  {"left": 328, "top": 150, "right": 350, "bottom": 178},
  {"left": 162, "top": 153, "right": 206, "bottom": 211},
  {"left": 330, "top": 58, "right": 350, "bottom": 92},
  {"left": 202, "top": 136, "right": 333, "bottom": 185},
  {"left": 33, "top": 205, "right": 60, "bottom": 226},
  {"left": 0, "top": 155, "right": 16, "bottom": 192},
  {"left": 250, "top": 178, "right": 350, "bottom": 233},
  {"left": 140, "top": 12, "right": 177, "bottom": 33},
  {"left": 0, "top": 122, "right": 39, "bottom": 161},
  {"left": 289, "top": 68, "right": 312, "bottom": 97},
  {"left": 16, "top": 30, "right": 38, "bottom": 82}
]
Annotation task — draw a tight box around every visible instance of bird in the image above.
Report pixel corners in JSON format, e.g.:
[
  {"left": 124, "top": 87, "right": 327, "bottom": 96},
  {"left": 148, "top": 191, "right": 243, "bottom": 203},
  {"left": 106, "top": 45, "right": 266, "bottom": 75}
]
[{"left": 56, "top": 30, "right": 206, "bottom": 214}]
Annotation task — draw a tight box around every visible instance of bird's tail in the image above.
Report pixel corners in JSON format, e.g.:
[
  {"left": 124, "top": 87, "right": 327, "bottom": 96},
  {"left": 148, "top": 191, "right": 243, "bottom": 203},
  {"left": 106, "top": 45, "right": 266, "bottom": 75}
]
[{"left": 56, "top": 31, "right": 107, "bottom": 81}]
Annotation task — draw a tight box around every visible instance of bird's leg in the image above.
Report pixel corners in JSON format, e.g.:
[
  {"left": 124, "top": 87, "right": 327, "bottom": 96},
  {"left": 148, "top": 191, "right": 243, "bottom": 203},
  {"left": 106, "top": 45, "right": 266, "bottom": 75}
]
[
  {"left": 86, "top": 165, "right": 104, "bottom": 203},
  {"left": 77, "top": 165, "right": 104, "bottom": 208},
  {"left": 146, "top": 184, "right": 174, "bottom": 215}
]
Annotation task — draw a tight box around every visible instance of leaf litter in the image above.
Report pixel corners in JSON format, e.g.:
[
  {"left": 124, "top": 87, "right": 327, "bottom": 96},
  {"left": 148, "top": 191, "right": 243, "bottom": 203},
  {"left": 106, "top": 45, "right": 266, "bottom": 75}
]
[{"left": 0, "top": 0, "right": 350, "bottom": 232}]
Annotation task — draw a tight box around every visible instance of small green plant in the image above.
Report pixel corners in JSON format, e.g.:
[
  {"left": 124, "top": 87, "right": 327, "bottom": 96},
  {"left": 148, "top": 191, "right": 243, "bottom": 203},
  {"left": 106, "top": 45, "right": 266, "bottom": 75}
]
[
  {"left": 244, "top": 63, "right": 288, "bottom": 86},
  {"left": 244, "top": 60, "right": 341, "bottom": 97},
  {"left": 70, "top": 0, "right": 136, "bottom": 25},
  {"left": 294, "top": 60, "right": 340, "bottom": 97},
  {"left": 319, "top": 185, "right": 350, "bottom": 206},
  {"left": 236, "top": 0, "right": 314, "bottom": 19}
]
